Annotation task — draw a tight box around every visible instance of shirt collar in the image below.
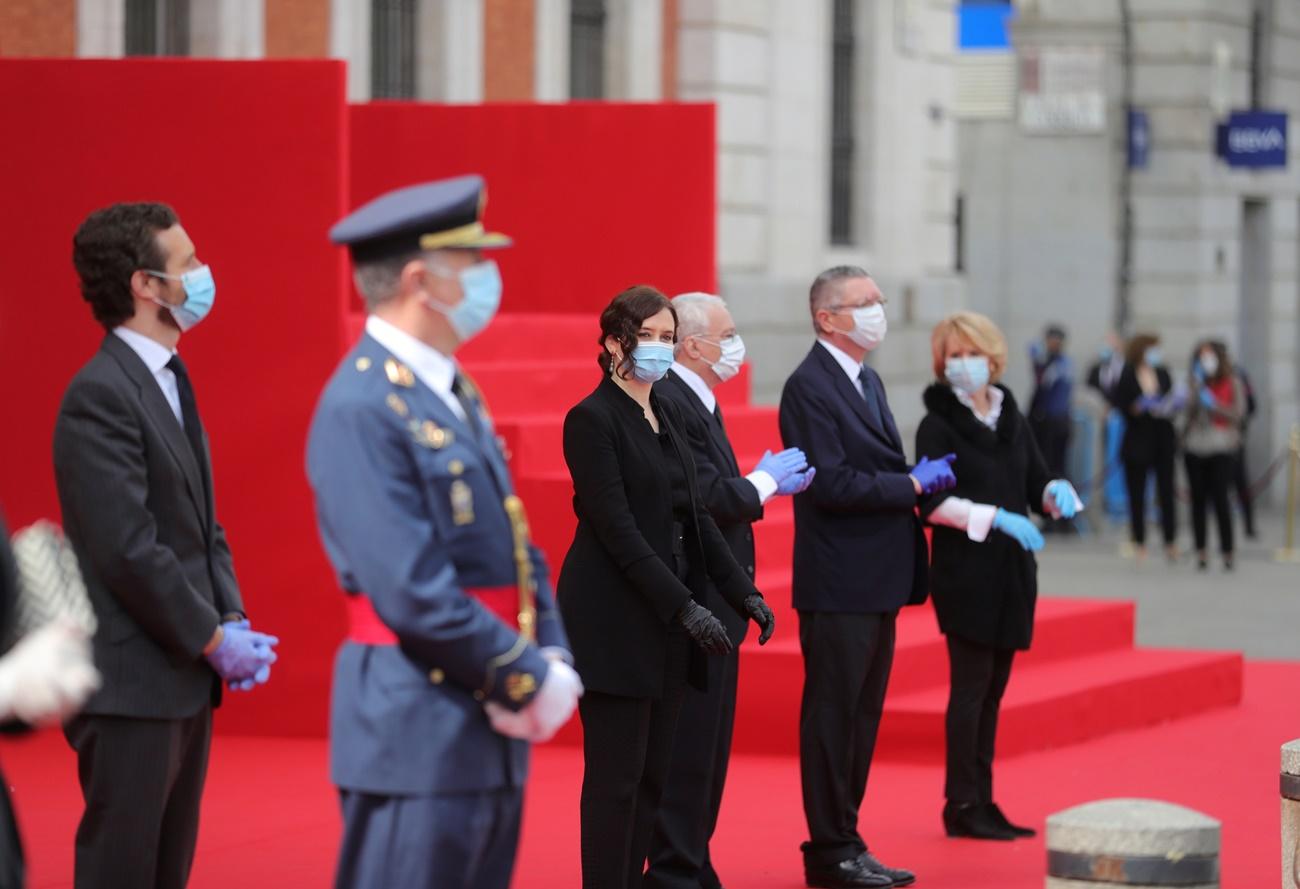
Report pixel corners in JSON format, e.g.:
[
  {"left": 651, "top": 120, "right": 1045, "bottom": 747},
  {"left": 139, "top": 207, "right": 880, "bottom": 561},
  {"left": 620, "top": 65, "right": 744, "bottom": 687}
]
[
  {"left": 818, "top": 338, "right": 864, "bottom": 383},
  {"left": 113, "top": 326, "right": 175, "bottom": 374},
  {"left": 669, "top": 362, "right": 716, "bottom": 413},
  {"left": 952, "top": 384, "right": 1004, "bottom": 430},
  {"left": 365, "top": 315, "right": 457, "bottom": 397}
]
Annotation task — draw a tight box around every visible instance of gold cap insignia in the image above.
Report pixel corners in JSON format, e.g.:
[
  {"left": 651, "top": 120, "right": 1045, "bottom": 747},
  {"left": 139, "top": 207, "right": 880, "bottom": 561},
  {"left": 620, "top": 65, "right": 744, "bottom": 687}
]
[
  {"left": 386, "top": 393, "right": 409, "bottom": 417},
  {"left": 384, "top": 358, "right": 415, "bottom": 388},
  {"left": 504, "top": 672, "right": 538, "bottom": 703},
  {"left": 355, "top": 356, "right": 372, "bottom": 372},
  {"left": 448, "top": 459, "right": 465, "bottom": 476}
]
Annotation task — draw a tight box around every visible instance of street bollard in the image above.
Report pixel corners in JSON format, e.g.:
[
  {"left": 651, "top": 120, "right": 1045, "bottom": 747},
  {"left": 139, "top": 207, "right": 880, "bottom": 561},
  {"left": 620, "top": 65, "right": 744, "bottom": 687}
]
[
  {"left": 1282, "top": 740, "right": 1300, "bottom": 889},
  {"left": 1277, "top": 424, "right": 1300, "bottom": 564},
  {"left": 1046, "top": 798, "right": 1219, "bottom": 888}
]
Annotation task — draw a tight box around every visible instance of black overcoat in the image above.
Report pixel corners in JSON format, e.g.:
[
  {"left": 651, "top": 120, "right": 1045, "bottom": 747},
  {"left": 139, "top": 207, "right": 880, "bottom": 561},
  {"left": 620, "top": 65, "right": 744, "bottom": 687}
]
[{"left": 914, "top": 383, "right": 1052, "bottom": 650}]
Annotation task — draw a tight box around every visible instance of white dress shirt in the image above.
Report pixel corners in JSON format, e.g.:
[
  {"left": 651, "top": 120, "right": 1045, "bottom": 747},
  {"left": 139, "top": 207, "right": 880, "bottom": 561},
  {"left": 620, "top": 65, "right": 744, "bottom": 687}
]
[
  {"left": 817, "top": 339, "right": 868, "bottom": 396},
  {"left": 113, "top": 326, "right": 182, "bottom": 426},
  {"left": 365, "top": 315, "right": 466, "bottom": 421},
  {"left": 669, "top": 362, "right": 778, "bottom": 504}
]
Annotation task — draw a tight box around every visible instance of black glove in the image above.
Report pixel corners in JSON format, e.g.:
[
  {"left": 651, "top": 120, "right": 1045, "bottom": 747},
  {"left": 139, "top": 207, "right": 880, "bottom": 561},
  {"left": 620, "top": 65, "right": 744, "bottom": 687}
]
[
  {"left": 675, "top": 600, "right": 733, "bottom": 655},
  {"left": 743, "top": 594, "right": 775, "bottom": 645}
]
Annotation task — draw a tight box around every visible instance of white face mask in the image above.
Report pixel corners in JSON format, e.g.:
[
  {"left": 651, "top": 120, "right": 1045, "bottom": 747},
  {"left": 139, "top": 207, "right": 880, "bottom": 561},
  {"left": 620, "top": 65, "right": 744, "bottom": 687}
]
[
  {"left": 845, "top": 304, "right": 887, "bottom": 352},
  {"left": 705, "top": 335, "right": 746, "bottom": 382},
  {"left": 1200, "top": 352, "right": 1219, "bottom": 376}
]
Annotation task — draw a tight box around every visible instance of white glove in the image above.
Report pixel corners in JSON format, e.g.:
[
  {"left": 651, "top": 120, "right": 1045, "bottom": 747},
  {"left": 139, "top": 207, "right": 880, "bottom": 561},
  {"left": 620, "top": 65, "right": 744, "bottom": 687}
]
[
  {"left": 0, "top": 621, "right": 101, "bottom": 726},
  {"left": 484, "top": 658, "right": 583, "bottom": 743}
]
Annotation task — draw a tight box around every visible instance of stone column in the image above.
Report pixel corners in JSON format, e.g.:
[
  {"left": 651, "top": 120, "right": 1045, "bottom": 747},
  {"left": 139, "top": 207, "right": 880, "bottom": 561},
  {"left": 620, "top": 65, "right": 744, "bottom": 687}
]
[
  {"left": 605, "top": 0, "right": 663, "bottom": 100},
  {"left": 191, "top": 0, "right": 265, "bottom": 58},
  {"left": 534, "top": 0, "right": 570, "bottom": 100},
  {"left": 1283, "top": 740, "right": 1300, "bottom": 889},
  {"left": 329, "top": 0, "right": 371, "bottom": 100},
  {"left": 416, "top": 0, "right": 483, "bottom": 102},
  {"left": 77, "top": 0, "right": 125, "bottom": 57}
]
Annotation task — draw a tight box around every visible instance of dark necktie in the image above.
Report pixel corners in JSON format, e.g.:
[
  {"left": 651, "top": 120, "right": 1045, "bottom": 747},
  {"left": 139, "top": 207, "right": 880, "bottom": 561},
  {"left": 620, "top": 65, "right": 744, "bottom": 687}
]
[
  {"left": 858, "top": 367, "right": 884, "bottom": 430},
  {"left": 452, "top": 373, "right": 485, "bottom": 441},
  {"left": 166, "top": 355, "right": 207, "bottom": 468}
]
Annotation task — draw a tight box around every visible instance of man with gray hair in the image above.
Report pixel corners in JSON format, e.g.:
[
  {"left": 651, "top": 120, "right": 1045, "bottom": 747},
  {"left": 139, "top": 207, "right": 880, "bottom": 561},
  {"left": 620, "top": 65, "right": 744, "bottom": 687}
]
[
  {"left": 779, "top": 267, "right": 955, "bottom": 888},
  {"left": 646, "top": 292, "right": 813, "bottom": 889}
]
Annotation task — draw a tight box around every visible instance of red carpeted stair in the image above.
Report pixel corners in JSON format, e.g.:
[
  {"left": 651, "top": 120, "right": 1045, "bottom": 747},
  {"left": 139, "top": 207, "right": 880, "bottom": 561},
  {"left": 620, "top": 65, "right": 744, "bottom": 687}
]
[{"left": 458, "top": 313, "right": 1243, "bottom": 757}]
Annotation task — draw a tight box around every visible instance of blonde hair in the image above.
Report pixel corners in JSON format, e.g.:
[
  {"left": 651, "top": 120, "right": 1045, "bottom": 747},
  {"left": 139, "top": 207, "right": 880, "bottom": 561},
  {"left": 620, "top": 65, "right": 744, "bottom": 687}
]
[{"left": 930, "top": 311, "right": 1008, "bottom": 382}]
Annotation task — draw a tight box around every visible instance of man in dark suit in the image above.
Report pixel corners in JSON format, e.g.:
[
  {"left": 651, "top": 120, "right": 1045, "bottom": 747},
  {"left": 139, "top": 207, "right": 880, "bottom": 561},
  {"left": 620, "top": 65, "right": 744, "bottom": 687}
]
[
  {"left": 646, "top": 292, "right": 813, "bottom": 889},
  {"left": 54, "top": 203, "right": 278, "bottom": 889},
  {"left": 778, "top": 266, "right": 955, "bottom": 889}
]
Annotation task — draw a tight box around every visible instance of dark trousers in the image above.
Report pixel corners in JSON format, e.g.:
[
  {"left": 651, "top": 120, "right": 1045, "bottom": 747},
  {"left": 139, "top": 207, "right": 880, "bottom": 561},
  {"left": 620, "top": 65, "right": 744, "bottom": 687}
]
[
  {"left": 1031, "top": 415, "right": 1072, "bottom": 479},
  {"left": 1233, "top": 445, "right": 1256, "bottom": 535},
  {"left": 797, "top": 610, "right": 896, "bottom": 867},
  {"left": 334, "top": 786, "right": 523, "bottom": 889},
  {"left": 644, "top": 646, "right": 740, "bottom": 889},
  {"left": 1184, "top": 452, "right": 1235, "bottom": 555},
  {"left": 65, "top": 707, "right": 212, "bottom": 889},
  {"left": 1122, "top": 454, "right": 1176, "bottom": 546},
  {"left": 0, "top": 766, "right": 21, "bottom": 889},
  {"left": 943, "top": 636, "right": 1015, "bottom": 804},
  {"left": 580, "top": 633, "right": 691, "bottom": 889}
]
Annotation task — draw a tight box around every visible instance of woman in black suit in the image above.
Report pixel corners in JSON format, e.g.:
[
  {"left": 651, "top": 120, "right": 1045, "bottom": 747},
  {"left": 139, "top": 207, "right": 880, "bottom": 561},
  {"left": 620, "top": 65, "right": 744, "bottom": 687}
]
[
  {"left": 915, "top": 312, "right": 1080, "bottom": 841},
  {"left": 1112, "top": 333, "right": 1180, "bottom": 561},
  {"left": 557, "top": 285, "right": 775, "bottom": 889}
]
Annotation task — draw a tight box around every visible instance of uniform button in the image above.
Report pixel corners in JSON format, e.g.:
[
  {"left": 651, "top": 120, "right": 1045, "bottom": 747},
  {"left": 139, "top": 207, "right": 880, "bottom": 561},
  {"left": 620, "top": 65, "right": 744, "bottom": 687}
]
[
  {"left": 429, "top": 669, "right": 445, "bottom": 685},
  {"left": 747, "top": 565, "right": 755, "bottom": 575}
]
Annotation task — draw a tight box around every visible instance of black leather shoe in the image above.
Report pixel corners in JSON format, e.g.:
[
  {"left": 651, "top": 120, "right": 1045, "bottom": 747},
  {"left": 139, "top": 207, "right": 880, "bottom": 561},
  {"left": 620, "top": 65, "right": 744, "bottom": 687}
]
[
  {"left": 804, "top": 857, "right": 893, "bottom": 888},
  {"left": 984, "top": 802, "right": 1036, "bottom": 838},
  {"left": 942, "top": 801, "right": 1016, "bottom": 840},
  {"left": 857, "top": 850, "right": 916, "bottom": 886}
]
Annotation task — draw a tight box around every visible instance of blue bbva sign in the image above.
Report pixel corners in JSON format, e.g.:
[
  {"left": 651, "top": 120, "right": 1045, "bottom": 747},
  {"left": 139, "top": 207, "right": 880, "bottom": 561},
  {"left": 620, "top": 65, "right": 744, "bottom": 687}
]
[{"left": 1216, "top": 110, "right": 1288, "bottom": 168}]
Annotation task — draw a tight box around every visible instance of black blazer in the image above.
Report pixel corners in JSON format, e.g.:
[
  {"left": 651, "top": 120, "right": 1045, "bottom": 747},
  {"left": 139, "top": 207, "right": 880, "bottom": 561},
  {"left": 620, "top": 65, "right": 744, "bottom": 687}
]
[
  {"left": 654, "top": 369, "right": 763, "bottom": 646},
  {"left": 915, "top": 384, "right": 1052, "bottom": 650},
  {"left": 52, "top": 335, "right": 244, "bottom": 719},
  {"left": 556, "top": 376, "right": 759, "bottom": 698},
  {"left": 777, "top": 343, "right": 928, "bottom": 613},
  {"left": 1112, "top": 364, "right": 1177, "bottom": 463}
]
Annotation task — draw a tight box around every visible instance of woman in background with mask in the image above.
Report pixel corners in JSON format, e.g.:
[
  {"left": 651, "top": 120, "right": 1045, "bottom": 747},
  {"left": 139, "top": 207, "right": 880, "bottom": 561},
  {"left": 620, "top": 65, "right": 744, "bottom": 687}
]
[
  {"left": 915, "top": 311, "right": 1080, "bottom": 841},
  {"left": 1113, "top": 333, "right": 1180, "bottom": 561},
  {"left": 1183, "top": 340, "right": 1245, "bottom": 570},
  {"left": 556, "top": 285, "right": 776, "bottom": 889}
]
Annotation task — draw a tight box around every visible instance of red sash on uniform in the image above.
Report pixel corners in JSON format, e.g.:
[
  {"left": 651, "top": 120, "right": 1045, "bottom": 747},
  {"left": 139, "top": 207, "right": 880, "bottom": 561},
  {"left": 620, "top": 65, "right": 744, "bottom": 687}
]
[{"left": 346, "top": 586, "right": 522, "bottom": 646}]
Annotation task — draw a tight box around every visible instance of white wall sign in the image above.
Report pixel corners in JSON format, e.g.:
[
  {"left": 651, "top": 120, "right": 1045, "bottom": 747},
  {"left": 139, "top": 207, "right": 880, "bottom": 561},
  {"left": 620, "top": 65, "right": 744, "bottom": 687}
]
[{"left": 1018, "top": 46, "right": 1106, "bottom": 134}]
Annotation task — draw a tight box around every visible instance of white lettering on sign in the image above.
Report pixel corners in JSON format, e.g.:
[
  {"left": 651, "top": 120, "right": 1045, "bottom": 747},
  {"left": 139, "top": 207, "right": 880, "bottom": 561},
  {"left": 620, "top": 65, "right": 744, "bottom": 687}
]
[{"left": 1228, "top": 127, "right": 1285, "bottom": 154}]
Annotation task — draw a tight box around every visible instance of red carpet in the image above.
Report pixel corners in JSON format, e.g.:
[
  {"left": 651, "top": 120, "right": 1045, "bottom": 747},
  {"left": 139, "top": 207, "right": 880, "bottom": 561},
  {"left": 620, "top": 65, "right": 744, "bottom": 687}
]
[{"left": 3, "top": 658, "right": 1290, "bottom": 888}]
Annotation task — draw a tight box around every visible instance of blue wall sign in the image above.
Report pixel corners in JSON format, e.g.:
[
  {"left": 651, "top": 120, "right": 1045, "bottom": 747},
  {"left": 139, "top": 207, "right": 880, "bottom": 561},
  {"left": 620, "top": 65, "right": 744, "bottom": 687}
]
[
  {"left": 1127, "top": 109, "right": 1150, "bottom": 169},
  {"left": 958, "top": 2, "right": 1013, "bottom": 50},
  {"left": 1216, "top": 110, "right": 1288, "bottom": 168}
]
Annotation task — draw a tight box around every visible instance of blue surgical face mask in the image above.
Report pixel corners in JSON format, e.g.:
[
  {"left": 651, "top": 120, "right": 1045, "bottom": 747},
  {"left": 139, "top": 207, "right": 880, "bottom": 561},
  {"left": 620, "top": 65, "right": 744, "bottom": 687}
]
[
  {"left": 148, "top": 264, "right": 216, "bottom": 331},
  {"left": 630, "top": 341, "right": 674, "bottom": 383},
  {"left": 1144, "top": 347, "right": 1163, "bottom": 367},
  {"left": 424, "top": 260, "right": 503, "bottom": 342},
  {"left": 945, "top": 356, "right": 990, "bottom": 395}
]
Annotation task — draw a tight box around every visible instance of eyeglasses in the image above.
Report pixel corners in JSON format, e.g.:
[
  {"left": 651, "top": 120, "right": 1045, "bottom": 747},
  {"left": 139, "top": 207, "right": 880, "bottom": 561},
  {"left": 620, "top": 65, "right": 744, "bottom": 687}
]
[{"left": 825, "top": 297, "right": 886, "bottom": 312}]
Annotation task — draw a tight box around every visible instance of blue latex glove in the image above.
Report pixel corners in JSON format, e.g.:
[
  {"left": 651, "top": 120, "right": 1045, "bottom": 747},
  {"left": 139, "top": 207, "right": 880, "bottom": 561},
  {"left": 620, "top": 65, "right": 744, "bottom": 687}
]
[
  {"left": 206, "top": 620, "right": 278, "bottom": 691},
  {"left": 753, "top": 447, "right": 808, "bottom": 486},
  {"left": 1198, "top": 386, "right": 1217, "bottom": 408},
  {"left": 910, "top": 453, "right": 957, "bottom": 495},
  {"left": 1046, "top": 480, "right": 1080, "bottom": 519},
  {"left": 1135, "top": 394, "right": 1160, "bottom": 412},
  {"left": 992, "top": 509, "right": 1045, "bottom": 552},
  {"left": 777, "top": 466, "right": 816, "bottom": 496}
]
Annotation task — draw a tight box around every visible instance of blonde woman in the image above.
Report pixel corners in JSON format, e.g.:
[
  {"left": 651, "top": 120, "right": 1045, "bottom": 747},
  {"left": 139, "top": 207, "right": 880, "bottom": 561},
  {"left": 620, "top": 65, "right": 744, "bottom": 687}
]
[{"left": 915, "top": 312, "right": 1080, "bottom": 841}]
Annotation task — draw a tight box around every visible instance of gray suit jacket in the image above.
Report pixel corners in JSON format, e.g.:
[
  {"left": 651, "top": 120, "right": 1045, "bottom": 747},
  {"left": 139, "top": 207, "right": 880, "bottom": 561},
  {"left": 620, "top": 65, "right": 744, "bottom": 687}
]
[{"left": 53, "top": 334, "right": 244, "bottom": 719}]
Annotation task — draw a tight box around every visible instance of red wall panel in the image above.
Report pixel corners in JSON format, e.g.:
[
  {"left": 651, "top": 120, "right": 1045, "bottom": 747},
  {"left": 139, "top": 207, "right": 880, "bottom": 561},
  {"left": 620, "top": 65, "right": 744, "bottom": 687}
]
[
  {"left": 0, "top": 59, "right": 350, "bottom": 735},
  {"left": 347, "top": 102, "right": 717, "bottom": 316}
]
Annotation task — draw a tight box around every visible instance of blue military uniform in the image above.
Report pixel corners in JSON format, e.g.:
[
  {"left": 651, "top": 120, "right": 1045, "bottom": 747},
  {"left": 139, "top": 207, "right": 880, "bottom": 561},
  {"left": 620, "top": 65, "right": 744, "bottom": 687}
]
[{"left": 306, "top": 176, "right": 569, "bottom": 889}]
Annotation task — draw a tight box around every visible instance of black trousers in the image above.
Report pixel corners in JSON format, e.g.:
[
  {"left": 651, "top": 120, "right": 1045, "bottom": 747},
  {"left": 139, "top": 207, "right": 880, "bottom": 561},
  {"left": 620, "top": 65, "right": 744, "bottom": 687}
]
[
  {"left": 1123, "top": 454, "right": 1177, "bottom": 546},
  {"left": 65, "top": 707, "right": 212, "bottom": 889},
  {"left": 1184, "top": 452, "right": 1235, "bottom": 555},
  {"left": 644, "top": 645, "right": 740, "bottom": 889},
  {"left": 797, "top": 610, "right": 895, "bottom": 867},
  {"left": 943, "top": 636, "right": 1015, "bottom": 804},
  {"left": 0, "top": 765, "right": 21, "bottom": 889},
  {"left": 1030, "top": 416, "right": 1072, "bottom": 479},
  {"left": 579, "top": 633, "right": 691, "bottom": 889},
  {"left": 1233, "top": 445, "right": 1256, "bottom": 535}
]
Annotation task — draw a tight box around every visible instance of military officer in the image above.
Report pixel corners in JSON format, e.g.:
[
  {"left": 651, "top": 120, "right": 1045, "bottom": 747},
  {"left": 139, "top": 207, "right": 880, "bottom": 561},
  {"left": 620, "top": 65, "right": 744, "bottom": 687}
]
[{"left": 306, "top": 175, "right": 583, "bottom": 889}]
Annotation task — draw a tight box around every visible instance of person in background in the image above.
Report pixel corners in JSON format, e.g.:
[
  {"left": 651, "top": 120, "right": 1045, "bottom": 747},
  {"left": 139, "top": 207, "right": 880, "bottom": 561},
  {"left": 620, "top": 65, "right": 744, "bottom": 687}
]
[
  {"left": 558, "top": 286, "right": 776, "bottom": 889},
  {"left": 915, "top": 312, "right": 1080, "bottom": 841},
  {"left": 54, "top": 203, "right": 278, "bottom": 889},
  {"left": 1112, "top": 333, "right": 1180, "bottom": 562},
  {"left": 1028, "top": 325, "right": 1074, "bottom": 532},
  {"left": 646, "top": 291, "right": 814, "bottom": 889},
  {"left": 309, "top": 176, "right": 581, "bottom": 889},
  {"left": 1222, "top": 345, "right": 1258, "bottom": 540},
  {"left": 1085, "top": 332, "right": 1129, "bottom": 521},
  {"left": 1183, "top": 340, "right": 1246, "bottom": 571},
  {"left": 780, "top": 266, "right": 952, "bottom": 889},
  {"left": 1085, "top": 332, "right": 1125, "bottom": 407}
]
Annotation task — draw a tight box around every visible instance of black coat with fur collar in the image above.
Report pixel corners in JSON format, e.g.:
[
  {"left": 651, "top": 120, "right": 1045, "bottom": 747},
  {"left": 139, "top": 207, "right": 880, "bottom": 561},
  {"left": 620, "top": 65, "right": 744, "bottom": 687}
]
[{"left": 915, "top": 383, "right": 1053, "bottom": 650}]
